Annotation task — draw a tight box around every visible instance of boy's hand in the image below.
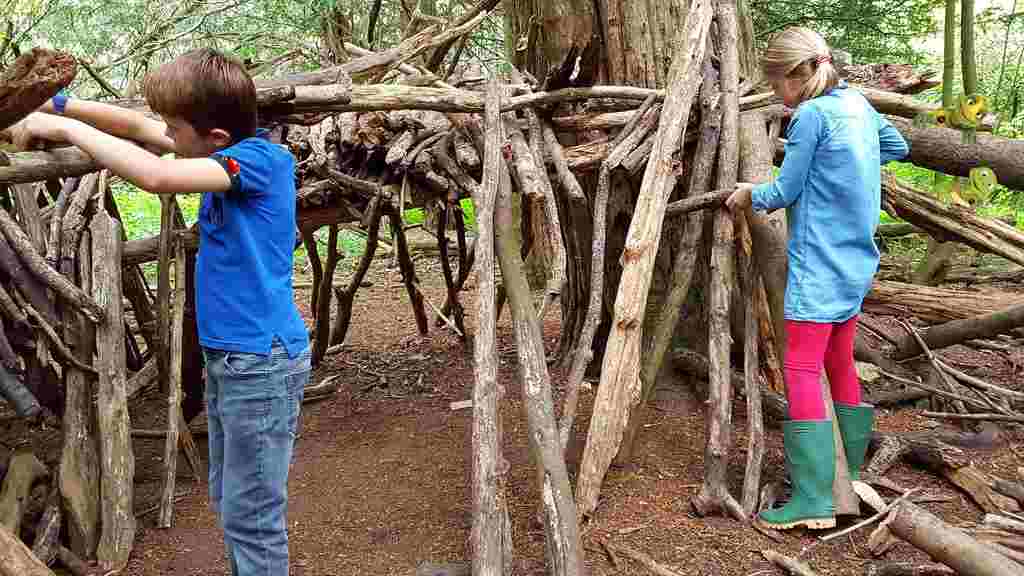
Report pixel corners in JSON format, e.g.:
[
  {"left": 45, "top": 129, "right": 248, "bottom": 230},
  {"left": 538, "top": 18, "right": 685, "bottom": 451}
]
[
  {"left": 725, "top": 182, "right": 754, "bottom": 212},
  {"left": 5, "top": 113, "right": 71, "bottom": 151}
]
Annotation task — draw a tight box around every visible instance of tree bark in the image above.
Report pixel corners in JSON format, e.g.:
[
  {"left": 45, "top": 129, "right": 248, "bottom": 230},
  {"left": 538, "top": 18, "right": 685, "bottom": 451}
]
[
  {"left": 494, "top": 152, "right": 583, "bottom": 576},
  {"left": 59, "top": 229, "right": 99, "bottom": 561},
  {"left": 0, "top": 48, "right": 77, "bottom": 132},
  {"left": 91, "top": 207, "right": 135, "bottom": 570},
  {"left": 864, "top": 280, "right": 1024, "bottom": 325},
  {"left": 469, "top": 78, "right": 513, "bottom": 576},
  {"left": 576, "top": 0, "right": 713, "bottom": 520},
  {"left": 892, "top": 303, "right": 1024, "bottom": 359},
  {"left": 887, "top": 500, "right": 1022, "bottom": 576}
]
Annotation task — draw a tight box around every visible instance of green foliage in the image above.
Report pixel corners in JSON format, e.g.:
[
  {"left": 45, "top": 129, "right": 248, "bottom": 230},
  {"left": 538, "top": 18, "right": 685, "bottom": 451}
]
[{"left": 749, "top": 0, "right": 944, "bottom": 64}]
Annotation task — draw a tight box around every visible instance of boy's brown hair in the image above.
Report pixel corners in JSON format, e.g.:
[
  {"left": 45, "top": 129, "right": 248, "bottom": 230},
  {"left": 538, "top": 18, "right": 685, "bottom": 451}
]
[{"left": 143, "top": 48, "right": 257, "bottom": 143}]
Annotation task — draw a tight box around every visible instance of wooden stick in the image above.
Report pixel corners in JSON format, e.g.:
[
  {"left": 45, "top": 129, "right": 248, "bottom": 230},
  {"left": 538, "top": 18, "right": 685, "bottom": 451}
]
[
  {"left": 157, "top": 234, "right": 186, "bottom": 530},
  {"left": 820, "top": 489, "right": 920, "bottom": 543},
  {"left": 577, "top": 0, "right": 713, "bottom": 520},
  {"left": 0, "top": 522, "right": 55, "bottom": 576},
  {"left": 664, "top": 189, "right": 733, "bottom": 215},
  {"left": 760, "top": 550, "right": 820, "bottom": 576},
  {"left": 565, "top": 95, "right": 660, "bottom": 452},
  {"left": 91, "top": 198, "right": 135, "bottom": 572},
  {"left": 899, "top": 320, "right": 968, "bottom": 415},
  {"left": 11, "top": 288, "right": 96, "bottom": 374},
  {"left": 468, "top": 76, "right": 512, "bottom": 575},
  {"left": 922, "top": 412, "right": 1024, "bottom": 423},
  {"left": 494, "top": 150, "right": 583, "bottom": 576},
  {"left": 605, "top": 541, "right": 686, "bottom": 576},
  {"left": 0, "top": 204, "right": 104, "bottom": 322}
]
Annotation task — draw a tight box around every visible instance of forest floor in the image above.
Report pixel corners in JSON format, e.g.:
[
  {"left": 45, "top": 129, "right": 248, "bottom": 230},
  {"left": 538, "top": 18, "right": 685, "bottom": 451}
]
[{"left": 3, "top": 239, "right": 1023, "bottom": 576}]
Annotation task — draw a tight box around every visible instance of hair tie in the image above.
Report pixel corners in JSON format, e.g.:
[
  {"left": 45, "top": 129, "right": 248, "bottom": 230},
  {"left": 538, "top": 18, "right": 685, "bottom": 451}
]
[{"left": 815, "top": 54, "right": 832, "bottom": 65}]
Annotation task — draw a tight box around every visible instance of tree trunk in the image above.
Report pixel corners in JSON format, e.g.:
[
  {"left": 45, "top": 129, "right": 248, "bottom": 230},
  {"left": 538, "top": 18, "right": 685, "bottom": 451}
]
[{"left": 575, "top": 1, "right": 713, "bottom": 519}]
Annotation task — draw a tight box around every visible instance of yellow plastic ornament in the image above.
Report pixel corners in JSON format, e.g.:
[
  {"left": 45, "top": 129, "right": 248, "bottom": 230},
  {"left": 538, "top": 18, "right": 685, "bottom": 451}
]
[{"left": 966, "top": 166, "right": 997, "bottom": 205}]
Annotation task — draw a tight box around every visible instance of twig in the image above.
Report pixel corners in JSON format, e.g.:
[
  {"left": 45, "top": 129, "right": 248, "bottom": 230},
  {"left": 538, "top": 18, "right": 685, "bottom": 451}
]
[
  {"left": 898, "top": 320, "right": 967, "bottom": 415},
  {"left": 819, "top": 489, "right": 921, "bottom": 543},
  {"left": 10, "top": 287, "right": 96, "bottom": 374},
  {"left": 876, "top": 368, "right": 992, "bottom": 411},
  {"left": 412, "top": 279, "right": 463, "bottom": 337},
  {"left": 761, "top": 550, "right": 820, "bottom": 576},
  {"left": 922, "top": 412, "right": 1024, "bottom": 423},
  {"left": 605, "top": 541, "right": 686, "bottom": 576}
]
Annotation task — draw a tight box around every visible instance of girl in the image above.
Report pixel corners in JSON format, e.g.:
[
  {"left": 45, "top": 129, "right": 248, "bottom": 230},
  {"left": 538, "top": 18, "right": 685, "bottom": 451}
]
[{"left": 726, "top": 27, "right": 908, "bottom": 530}]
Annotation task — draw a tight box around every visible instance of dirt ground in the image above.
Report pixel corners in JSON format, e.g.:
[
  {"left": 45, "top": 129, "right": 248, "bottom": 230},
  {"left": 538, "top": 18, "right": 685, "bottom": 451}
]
[{"left": 3, "top": 247, "right": 1023, "bottom": 576}]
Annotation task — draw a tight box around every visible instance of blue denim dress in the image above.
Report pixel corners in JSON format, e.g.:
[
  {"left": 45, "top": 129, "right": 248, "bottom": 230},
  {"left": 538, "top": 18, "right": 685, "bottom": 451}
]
[{"left": 751, "top": 83, "right": 909, "bottom": 323}]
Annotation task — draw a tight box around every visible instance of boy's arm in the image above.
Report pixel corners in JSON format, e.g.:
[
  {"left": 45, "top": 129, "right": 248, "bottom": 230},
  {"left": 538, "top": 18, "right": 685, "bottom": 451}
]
[
  {"left": 42, "top": 96, "right": 176, "bottom": 155},
  {"left": 14, "top": 113, "right": 229, "bottom": 195}
]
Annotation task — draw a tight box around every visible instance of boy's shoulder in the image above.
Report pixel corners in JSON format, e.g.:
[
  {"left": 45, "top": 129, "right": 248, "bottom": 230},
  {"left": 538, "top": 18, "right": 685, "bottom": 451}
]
[
  {"left": 210, "top": 130, "right": 295, "bottom": 196},
  {"left": 216, "top": 130, "right": 292, "bottom": 165}
]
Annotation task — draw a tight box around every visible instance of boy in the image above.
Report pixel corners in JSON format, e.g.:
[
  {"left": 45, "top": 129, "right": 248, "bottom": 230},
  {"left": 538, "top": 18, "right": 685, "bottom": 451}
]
[{"left": 10, "top": 48, "right": 310, "bottom": 574}]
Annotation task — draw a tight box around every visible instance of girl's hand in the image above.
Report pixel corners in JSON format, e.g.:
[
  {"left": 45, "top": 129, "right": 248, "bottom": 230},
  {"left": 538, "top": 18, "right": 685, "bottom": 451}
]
[
  {"left": 6, "top": 113, "right": 71, "bottom": 150},
  {"left": 725, "top": 182, "right": 755, "bottom": 211}
]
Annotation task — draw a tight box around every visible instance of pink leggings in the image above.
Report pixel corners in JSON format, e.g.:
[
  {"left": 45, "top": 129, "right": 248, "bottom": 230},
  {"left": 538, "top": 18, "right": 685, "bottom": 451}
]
[{"left": 784, "top": 316, "right": 862, "bottom": 420}]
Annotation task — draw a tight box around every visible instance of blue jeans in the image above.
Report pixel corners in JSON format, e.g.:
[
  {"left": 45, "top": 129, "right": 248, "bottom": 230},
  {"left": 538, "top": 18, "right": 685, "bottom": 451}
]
[{"left": 203, "top": 340, "right": 310, "bottom": 576}]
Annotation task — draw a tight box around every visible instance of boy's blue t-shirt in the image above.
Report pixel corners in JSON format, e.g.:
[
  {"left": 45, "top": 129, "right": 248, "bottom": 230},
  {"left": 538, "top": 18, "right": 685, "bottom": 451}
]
[
  {"left": 197, "top": 131, "right": 308, "bottom": 357},
  {"left": 750, "top": 82, "right": 909, "bottom": 323}
]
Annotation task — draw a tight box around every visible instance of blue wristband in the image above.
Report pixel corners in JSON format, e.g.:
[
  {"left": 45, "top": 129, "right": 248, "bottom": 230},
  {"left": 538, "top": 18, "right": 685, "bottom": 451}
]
[{"left": 52, "top": 93, "right": 69, "bottom": 114}]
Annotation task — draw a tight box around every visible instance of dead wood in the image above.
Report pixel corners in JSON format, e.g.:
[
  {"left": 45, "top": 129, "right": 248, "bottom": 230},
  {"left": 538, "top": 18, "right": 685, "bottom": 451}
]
[
  {"left": 864, "top": 281, "right": 1024, "bottom": 325},
  {"left": 864, "top": 562, "right": 955, "bottom": 576},
  {"left": 576, "top": 0, "right": 713, "bottom": 520},
  {"left": 91, "top": 205, "right": 135, "bottom": 569},
  {"left": 30, "top": 487, "right": 61, "bottom": 566},
  {"left": 56, "top": 547, "right": 94, "bottom": 576},
  {"left": 332, "top": 198, "right": 384, "bottom": 345},
  {"left": 571, "top": 95, "right": 662, "bottom": 456},
  {"left": 992, "top": 479, "right": 1024, "bottom": 506},
  {"left": 0, "top": 48, "right": 77, "bottom": 132},
  {"left": 59, "top": 233, "right": 99, "bottom": 560},
  {"left": 10, "top": 287, "right": 94, "bottom": 373},
  {"left": 880, "top": 174, "right": 1024, "bottom": 267},
  {"left": 983, "top": 514, "right": 1024, "bottom": 536},
  {"left": 0, "top": 522, "right": 55, "bottom": 576},
  {"left": 312, "top": 223, "right": 339, "bottom": 365},
  {"left": 670, "top": 348, "right": 789, "bottom": 424},
  {"left": 664, "top": 189, "right": 733, "bottom": 215},
  {"left": 0, "top": 451, "right": 48, "bottom": 535},
  {"left": 390, "top": 212, "right": 430, "bottom": 335},
  {"left": 494, "top": 153, "right": 583, "bottom": 576},
  {"left": 922, "top": 412, "right": 1024, "bottom": 424},
  {"left": 887, "top": 499, "right": 1022, "bottom": 576},
  {"left": 893, "top": 303, "right": 1024, "bottom": 360},
  {"left": 0, "top": 203, "right": 103, "bottom": 323},
  {"left": 760, "top": 550, "right": 820, "bottom": 576},
  {"left": 604, "top": 541, "right": 685, "bottom": 576},
  {"left": 469, "top": 78, "right": 513, "bottom": 575},
  {"left": 739, "top": 220, "right": 764, "bottom": 517},
  {"left": 0, "top": 227, "right": 55, "bottom": 327}
]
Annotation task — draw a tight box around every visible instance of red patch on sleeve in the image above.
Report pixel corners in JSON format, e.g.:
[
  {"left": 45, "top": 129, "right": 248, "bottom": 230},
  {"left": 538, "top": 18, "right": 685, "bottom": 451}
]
[{"left": 225, "top": 157, "right": 241, "bottom": 175}]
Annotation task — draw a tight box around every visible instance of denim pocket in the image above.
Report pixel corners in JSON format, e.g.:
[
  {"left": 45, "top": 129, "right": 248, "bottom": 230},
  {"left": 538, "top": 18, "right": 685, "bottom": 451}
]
[{"left": 223, "top": 350, "right": 270, "bottom": 378}]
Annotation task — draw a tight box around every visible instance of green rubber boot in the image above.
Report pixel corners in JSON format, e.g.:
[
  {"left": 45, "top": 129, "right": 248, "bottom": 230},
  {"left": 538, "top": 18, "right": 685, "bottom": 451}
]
[
  {"left": 835, "top": 402, "right": 874, "bottom": 481},
  {"left": 757, "top": 420, "right": 836, "bottom": 530}
]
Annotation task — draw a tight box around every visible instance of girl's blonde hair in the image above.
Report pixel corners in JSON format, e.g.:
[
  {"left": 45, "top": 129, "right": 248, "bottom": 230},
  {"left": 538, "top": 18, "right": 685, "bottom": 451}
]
[{"left": 761, "top": 27, "right": 839, "bottom": 102}]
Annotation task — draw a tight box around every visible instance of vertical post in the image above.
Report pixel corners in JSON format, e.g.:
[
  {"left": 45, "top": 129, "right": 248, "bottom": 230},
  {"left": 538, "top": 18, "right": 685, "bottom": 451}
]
[{"left": 158, "top": 231, "right": 186, "bottom": 528}]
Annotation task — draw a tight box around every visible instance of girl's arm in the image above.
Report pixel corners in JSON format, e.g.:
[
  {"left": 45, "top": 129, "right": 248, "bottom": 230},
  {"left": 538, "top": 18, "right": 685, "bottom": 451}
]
[
  {"left": 750, "top": 105, "right": 823, "bottom": 212},
  {"left": 877, "top": 115, "right": 909, "bottom": 164},
  {"left": 42, "top": 96, "right": 176, "bottom": 155}
]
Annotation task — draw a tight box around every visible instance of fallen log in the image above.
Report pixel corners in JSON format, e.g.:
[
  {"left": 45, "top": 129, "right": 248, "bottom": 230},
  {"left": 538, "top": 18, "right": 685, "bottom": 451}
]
[
  {"left": 881, "top": 174, "right": 1024, "bottom": 267},
  {"left": 0, "top": 48, "right": 77, "bottom": 133},
  {"left": 0, "top": 451, "right": 48, "bottom": 535},
  {"left": 888, "top": 116, "right": 1024, "bottom": 191},
  {"left": 892, "top": 303, "right": 1024, "bottom": 360},
  {"left": 886, "top": 500, "right": 1022, "bottom": 576},
  {"left": 864, "top": 280, "right": 1024, "bottom": 325}
]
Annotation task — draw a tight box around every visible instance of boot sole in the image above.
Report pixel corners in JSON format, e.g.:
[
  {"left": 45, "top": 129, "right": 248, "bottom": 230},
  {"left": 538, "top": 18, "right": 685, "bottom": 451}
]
[{"left": 755, "top": 516, "right": 836, "bottom": 530}]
